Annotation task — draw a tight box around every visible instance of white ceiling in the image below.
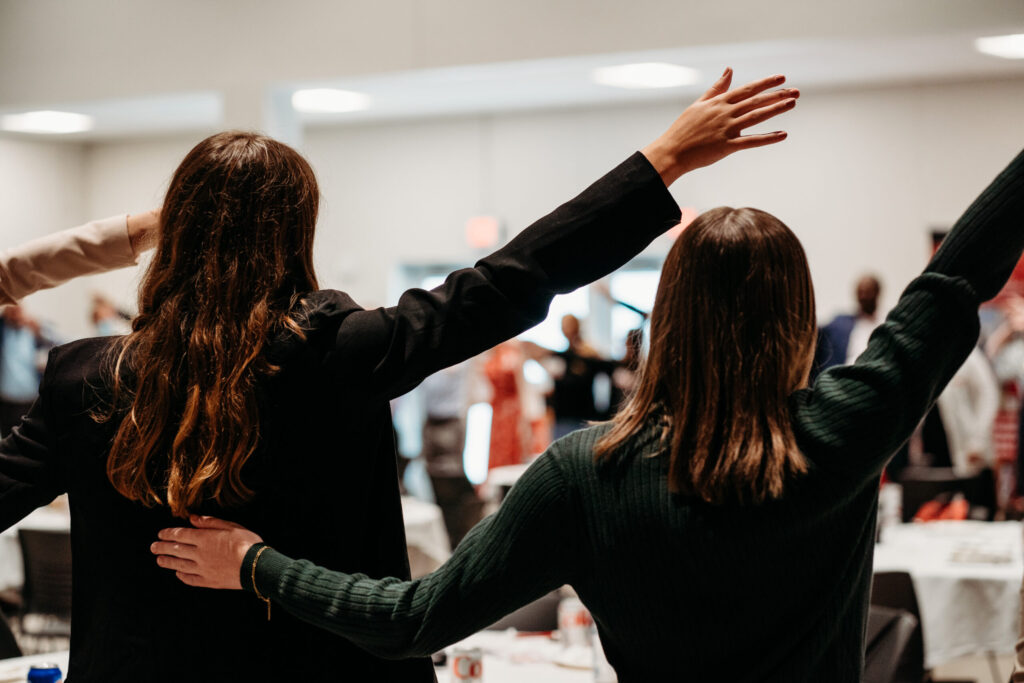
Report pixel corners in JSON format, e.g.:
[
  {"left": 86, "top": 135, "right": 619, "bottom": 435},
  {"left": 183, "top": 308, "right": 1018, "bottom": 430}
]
[{"left": 0, "top": 0, "right": 1022, "bottom": 141}]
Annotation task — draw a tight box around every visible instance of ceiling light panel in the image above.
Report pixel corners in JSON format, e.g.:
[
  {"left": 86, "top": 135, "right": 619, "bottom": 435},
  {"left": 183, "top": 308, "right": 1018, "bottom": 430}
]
[
  {"left": 591, "top": 62, "right": 701, "bottom": 89},
  {"left": 975, "top": 34, "right": 1024, "bottom": 59},
  {"left": 1, "top": 110, "right": 94, "bottom": 134},
  {"left": 291, "top": 88, "right": 372, "bottom": 113}
]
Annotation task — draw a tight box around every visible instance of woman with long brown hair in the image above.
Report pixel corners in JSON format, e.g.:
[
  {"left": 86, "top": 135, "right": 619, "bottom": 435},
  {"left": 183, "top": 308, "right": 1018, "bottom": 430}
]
[
  {"left": 154, "top": 136, "right": 1024, "bottom": 678},
  {"left": 0, "top": 69, "right": 797, "bottom": 681}
]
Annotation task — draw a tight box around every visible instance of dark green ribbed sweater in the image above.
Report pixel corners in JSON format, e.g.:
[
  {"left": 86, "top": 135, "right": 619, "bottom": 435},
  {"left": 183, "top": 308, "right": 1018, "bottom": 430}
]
[{"left": 243, "top": 148, "right": 1024, "bottom": 682}]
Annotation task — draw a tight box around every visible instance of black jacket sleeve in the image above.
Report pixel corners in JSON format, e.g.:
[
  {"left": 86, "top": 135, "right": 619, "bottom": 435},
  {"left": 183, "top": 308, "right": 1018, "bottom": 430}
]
[{"left": 325, "top": 152, "right": 681, "bottom": 402}]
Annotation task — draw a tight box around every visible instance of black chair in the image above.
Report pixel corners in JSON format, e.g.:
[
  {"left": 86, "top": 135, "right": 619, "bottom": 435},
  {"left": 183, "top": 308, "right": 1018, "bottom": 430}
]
[
  {"left": 864, "top": 606, "right": 918, "bottom": 683},
  {"left": 0, "top": 611, "right": 21, "bottom": 659},
  {"left": 870, "top": 571, "right": 975, "bottom": 683},
  {"left": 17, "top": 529, "right": 72, "bottom": 641},
  {"left": 486, "top": 590, "right": 561, "bottom": 632}
]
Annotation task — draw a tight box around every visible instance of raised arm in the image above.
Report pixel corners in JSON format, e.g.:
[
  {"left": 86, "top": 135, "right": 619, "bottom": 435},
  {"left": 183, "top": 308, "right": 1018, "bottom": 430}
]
[
  {"left": 153, "top": 451, "right": 579, "bottom": 658},
  {"left": 0, "top": 210, "right": 159, "bottom": 305},
  {"left": 328, "top": 70, "right": 799, "bottom": 402},
  {"left": 791, "top": 148, "right": 1024, "bottom": 481}
]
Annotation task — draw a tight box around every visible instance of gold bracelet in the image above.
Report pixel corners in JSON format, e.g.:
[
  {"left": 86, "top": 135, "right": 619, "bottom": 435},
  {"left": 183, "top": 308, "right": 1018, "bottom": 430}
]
[{"left": 251, "top": 545, "right": 271, "bottom": 621}]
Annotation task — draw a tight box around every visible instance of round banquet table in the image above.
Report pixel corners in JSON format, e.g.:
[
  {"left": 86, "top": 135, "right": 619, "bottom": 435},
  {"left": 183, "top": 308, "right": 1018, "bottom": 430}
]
[
  {"left": 0, "top": 500, "right": 71, "bottom": 592},
  {"left": 0, "top": 650, "right": 70, "bottom": 682},
  {"left": 873, "top": 520, "right": 1023, "bottom": 669},
  {"left": 0, "top": 631, "right": 597, "bottom": 681}
]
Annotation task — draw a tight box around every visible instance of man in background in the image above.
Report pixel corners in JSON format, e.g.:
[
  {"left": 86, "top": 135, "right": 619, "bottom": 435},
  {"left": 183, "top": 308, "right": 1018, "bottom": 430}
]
[
  {"left": 814, "top": 274, "right": 883, "bottom": 376},
  {"left": 0, "top": 305, "right": 56, "bottom": 437}
]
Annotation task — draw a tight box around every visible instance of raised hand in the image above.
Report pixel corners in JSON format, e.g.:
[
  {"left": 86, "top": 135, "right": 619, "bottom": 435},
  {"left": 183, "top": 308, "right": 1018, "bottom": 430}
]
[
  {"left": 151, "top": 514, "right": 262, "bottom": 590},
  {"left": 642, "top": 68, "right": 799, "bottom": 186}
]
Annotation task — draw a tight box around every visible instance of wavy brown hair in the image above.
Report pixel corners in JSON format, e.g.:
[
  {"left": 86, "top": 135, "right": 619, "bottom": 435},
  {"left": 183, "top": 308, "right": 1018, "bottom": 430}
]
[
  {"left": 98, "top": 131, "right": 320, "bottom": 517},
  {"left": 595, "top": 207, "right": 816, "bottom": 504}
]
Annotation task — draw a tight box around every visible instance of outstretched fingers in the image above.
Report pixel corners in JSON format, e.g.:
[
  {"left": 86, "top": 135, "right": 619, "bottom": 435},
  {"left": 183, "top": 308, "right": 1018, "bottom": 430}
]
[
  {"left": 729, "top": 97, "right": 798, "bottom": 135},
  {"left": 724, "top": 74, "right": 786, "bottom": 104},
  {"left": 725, "top": 131, "right": 789, "bottom": 151},
  {"left": 699, "top": 67, "right": 734, "bottom": 101},
  {"left": 731, "top": 87, "right": 800, "bottom": 118}
]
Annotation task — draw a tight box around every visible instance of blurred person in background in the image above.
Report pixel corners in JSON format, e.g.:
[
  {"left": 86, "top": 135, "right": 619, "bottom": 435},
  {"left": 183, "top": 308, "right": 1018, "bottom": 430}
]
[
  {"left": 483, "top": 341, "right": 530, "bottom": 469},
  {"left": 419, "top": 360, "right": 486, "bottom": 546},
  {"left": 986, "top": 293, "right": 1024, "bottom": 515},
  {"left": 0, "top": 305, "right": 56, "bottom": 437},
  {"left": 814, "top": 273, "right": 882, "bottom": 377},
  {"left": 539, "top": 314, "right": 620, "bottom": 439},
  {"left": 595, "top": 280, "right": 650, "bottom": 411},
  {"left": 928, "top": 347, "right": 999, "bottom": 477},
  {"left": 3, "top": 67, "right": 800, "bottom": 681},
  {"left": 90, "top": 293, "right": 133, "bottom": 336}
]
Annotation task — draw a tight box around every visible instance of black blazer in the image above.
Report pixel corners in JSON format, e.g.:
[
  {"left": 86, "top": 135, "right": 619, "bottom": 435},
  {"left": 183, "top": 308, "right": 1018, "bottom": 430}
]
[{"left": 0, "top": 153, "right": 679, "bottom": 682}]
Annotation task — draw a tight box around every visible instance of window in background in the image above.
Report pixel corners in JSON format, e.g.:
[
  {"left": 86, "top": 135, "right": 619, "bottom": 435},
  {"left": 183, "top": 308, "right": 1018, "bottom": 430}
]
[{"left": 609, "top": 269, "right": 660, "bottom": 357}]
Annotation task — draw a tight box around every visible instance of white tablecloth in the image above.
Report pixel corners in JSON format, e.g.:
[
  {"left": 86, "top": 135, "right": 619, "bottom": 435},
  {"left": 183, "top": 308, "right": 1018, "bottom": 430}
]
[
  {"left": 0, "top": 502, "right": 71, "bottom": 591},
  {"left": 0, "top": 650, "right": 68, "bottom": 682},
  {"left": 434, "top": 630, "right": 596, "bottom": 683},
  {"left": 873, "top": 520, "right": 1023, "bottom": 668}
]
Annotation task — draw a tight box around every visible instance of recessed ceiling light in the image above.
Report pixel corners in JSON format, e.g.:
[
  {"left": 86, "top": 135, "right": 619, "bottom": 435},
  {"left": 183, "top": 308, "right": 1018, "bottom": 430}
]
[
  {"left": 1, "top": 110, "right": 94, "bottom": 134},
  {"left": 591, "top": 63, "right": 701, "bottom": 89},
  {"left": 975, "top": 34, "right": 1024, "bottom": 59},
  {"left": 291, "top": 88, "right": 371, "bottom": 113}
]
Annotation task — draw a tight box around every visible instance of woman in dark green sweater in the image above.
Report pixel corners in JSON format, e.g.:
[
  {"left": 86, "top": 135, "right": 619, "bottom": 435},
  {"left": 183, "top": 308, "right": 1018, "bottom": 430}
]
[{"left": 152, "top": 131, "right": 1024, "bottom": 680}]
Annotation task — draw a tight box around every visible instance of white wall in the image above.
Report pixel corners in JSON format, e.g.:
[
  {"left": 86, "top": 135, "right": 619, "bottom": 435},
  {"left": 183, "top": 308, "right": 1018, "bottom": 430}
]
[
  {"left": 306, "top": 76, "right": 1024, "bottom": 319},
  {"left": 0, "top": 137, "right": 89, "bottom": 337},
  {"left": 5, "top": 76, "right": 1024, "bottom": 337}
]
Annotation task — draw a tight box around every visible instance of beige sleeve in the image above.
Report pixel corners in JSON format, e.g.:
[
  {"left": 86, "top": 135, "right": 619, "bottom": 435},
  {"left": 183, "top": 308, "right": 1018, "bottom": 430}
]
[{"left": 0, "top": 215, "right": 136, "bottom": 305}]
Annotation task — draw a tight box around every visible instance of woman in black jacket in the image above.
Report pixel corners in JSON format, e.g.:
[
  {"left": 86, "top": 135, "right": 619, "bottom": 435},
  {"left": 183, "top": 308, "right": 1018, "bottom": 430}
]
[
  {"left": 0, "top": 68, "right": 796, "bottom": 681},
  {"left": 155, "top": 113, "right": 1024, "bottom": 679}
]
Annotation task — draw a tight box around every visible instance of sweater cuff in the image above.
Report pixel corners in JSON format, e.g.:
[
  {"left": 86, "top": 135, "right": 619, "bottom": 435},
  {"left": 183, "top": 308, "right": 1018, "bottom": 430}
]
[{"left": 240, "top": 543, "right": 292, "bottom": 598}]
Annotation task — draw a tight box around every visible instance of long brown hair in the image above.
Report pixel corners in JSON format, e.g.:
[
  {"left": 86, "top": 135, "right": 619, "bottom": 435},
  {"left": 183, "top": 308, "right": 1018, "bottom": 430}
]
[
  {"left": 595, "top": 207, "right": 816, "bottom": 504},
  {"left": 98, "top": 131, "right": 320, "bottom": 517}
]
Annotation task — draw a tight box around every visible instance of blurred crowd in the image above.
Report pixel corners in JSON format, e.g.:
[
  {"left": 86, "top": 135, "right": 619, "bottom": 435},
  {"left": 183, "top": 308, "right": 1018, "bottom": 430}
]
[
  {"left": 4, "top": 274, "right": 1024, "bottom": 551},
  {"left": 408, "top": 267, "right": 1024, "bottom": 548}
]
